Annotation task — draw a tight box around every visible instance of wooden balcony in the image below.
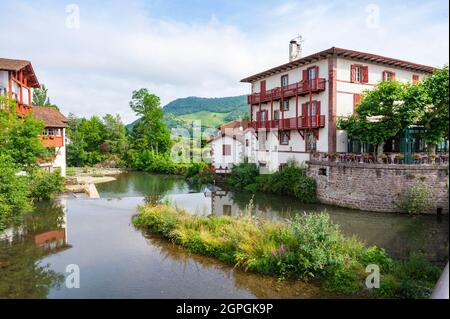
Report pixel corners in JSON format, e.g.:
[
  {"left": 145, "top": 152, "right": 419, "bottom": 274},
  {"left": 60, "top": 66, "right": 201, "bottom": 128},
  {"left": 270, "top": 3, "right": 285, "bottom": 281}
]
[
  {"left": 247, "top": 78, "right": 326, "bottom": 105},
  {"left": 250, "top": 115, "right": 326, "bottom": 131},
  {"left": 40, "top": 135, "right": 64, "bottom": 148}
]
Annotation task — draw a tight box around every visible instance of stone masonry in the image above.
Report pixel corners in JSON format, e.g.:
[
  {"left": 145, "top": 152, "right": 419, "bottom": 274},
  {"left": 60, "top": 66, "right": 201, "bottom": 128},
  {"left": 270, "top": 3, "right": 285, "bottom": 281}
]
[{"left": 307, "top": 160, "right": 449, "bottom": 214}]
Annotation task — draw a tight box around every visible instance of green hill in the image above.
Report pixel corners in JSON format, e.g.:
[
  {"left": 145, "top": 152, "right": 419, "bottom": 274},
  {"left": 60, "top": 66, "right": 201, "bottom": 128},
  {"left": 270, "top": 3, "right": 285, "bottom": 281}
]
[{"left": 126, "top": 95, "right": 248, "bottom": 131}]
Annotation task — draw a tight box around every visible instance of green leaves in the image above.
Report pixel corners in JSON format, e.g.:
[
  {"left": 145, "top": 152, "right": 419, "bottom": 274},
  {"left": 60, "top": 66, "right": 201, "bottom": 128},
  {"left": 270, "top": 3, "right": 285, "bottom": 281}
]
[{"left": 339, "top": 67, "right": 449, "bottom": 149}]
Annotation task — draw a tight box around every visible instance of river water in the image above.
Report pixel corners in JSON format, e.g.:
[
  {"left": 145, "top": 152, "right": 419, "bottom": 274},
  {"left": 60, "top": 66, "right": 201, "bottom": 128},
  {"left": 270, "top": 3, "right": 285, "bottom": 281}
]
[{"left": 0, "top": 172, "right": 448, "bottom": 298}]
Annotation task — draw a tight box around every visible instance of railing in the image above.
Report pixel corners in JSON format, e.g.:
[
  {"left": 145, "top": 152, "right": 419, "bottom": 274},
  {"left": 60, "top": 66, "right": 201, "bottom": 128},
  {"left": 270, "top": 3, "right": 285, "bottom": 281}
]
[
  {"left": 309, "top": 152, "right": 450, "bottom": 165},
  {"left": 250, "top": 115, "right": 326, "bottom": 130},
  {"left": 248, "top": 78, "right": 326, "bottom": 105}
]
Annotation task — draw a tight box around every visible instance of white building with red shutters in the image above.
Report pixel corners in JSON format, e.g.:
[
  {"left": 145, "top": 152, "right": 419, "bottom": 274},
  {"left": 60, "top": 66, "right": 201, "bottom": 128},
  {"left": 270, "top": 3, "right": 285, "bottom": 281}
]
[
  {"left": 1, "top": 58, "right": 68, "bottom": 176},
  {"left": 241, "top": 44, "right": 435, "bottom": 172}
]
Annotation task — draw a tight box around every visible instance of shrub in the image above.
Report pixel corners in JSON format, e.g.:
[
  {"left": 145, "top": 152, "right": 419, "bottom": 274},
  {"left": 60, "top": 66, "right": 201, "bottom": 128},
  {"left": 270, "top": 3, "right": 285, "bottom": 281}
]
[
  {"left": 29, "top": 169, "right": 65, "bottom": 201},
  {"left": 398, "top": 182, "right": 435, "bottom": 214},
  {"left": 227, "top": 160, "right": 317, "bottom": 203},
  {"left": 133, "top": 204, "right": 436, "bottom": 296},
  {"left": 0, "top": 155, "right": 31, "bottom": 231},
  {"left": 185, "top": 162, "right": 214, "bottom": 186},
  {"left": 226, "top": 163, "right": 259, "bottom": 189}
]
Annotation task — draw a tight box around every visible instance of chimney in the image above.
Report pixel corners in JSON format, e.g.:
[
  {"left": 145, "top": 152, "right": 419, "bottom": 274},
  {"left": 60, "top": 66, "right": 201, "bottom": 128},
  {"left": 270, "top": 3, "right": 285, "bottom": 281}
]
[{"left": 289, "top": 36, "right": 302, "bottom": 62}]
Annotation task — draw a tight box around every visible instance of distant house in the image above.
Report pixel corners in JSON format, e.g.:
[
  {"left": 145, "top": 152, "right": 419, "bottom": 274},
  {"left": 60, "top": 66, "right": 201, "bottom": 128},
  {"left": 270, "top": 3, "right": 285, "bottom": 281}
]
[
  {"left": 1, "top": 57, "right": 68, "bottom": 176},
  {"left": 33, "top": 107, "right": 68, "bottom": 177},
  {"left": 208, "top": 121, "right": 252, "bottom": 173}
]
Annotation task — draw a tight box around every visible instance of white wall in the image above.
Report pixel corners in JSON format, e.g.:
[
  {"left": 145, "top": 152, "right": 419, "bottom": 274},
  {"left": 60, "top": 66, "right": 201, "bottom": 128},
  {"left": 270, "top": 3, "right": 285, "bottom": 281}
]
[{"left": 211, "top": 135, "right": 244, "bottom": 170}]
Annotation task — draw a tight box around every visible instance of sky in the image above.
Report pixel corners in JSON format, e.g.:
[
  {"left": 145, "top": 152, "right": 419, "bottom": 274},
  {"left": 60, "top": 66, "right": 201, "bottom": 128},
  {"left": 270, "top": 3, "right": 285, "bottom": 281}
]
[{"left": 0, "top": 0, "right": 448, "bottom": 124}]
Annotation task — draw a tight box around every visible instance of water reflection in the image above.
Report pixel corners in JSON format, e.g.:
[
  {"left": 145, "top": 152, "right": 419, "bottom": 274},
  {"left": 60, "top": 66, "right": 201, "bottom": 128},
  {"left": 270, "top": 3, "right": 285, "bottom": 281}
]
[{"left": 0, "top": 199, "right": 70, "bottom": 298}]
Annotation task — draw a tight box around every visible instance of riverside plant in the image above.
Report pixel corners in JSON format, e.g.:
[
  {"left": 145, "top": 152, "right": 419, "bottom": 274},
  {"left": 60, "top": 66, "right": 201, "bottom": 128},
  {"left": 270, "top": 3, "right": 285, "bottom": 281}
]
[{"left": 132, "top": 203, "right": 440, "bottom": 298}]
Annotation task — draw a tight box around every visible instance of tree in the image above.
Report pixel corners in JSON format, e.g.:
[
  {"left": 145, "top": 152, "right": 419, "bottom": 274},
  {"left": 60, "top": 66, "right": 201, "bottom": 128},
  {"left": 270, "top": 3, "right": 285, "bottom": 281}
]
[
  {"left": 129, "top": 89, "right": 171, "bottom": 154},
  {"left": 0, "top": 97, "right": 47, "bottom": 168},
  {"left": 102, "top": 114, "right": 128, "bottom": 155},
  {"left": 339, "top": 81, "right": 411, "bottom": 158},
  {"left": 420, "top": 66, "right": 449, "bottom": 153},
  {"left": 32, "top": 84, "right": 59, "bottom": 109}
]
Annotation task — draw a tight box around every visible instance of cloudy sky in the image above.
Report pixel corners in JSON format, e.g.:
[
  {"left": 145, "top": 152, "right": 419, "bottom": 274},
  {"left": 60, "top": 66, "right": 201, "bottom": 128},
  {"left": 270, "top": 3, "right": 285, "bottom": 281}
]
[{"left": 1, "top": 0, "right": 448, "bottom": 124}]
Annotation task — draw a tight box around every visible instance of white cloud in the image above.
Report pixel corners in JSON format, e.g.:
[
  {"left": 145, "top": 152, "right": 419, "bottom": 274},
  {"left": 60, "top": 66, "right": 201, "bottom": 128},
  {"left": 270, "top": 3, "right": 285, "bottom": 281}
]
[{"left": 0, "top": 1, "right": 447, "bottom": 124}]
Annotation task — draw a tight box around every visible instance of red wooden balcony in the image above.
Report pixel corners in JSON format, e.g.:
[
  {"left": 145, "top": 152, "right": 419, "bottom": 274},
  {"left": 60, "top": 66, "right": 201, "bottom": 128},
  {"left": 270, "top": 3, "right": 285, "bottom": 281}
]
[
  {"left": 247, "top": 78, "right": 326, "bottom": 105},
  {"left": 249, "top": 115, "right": 326, "bottom": 131}
]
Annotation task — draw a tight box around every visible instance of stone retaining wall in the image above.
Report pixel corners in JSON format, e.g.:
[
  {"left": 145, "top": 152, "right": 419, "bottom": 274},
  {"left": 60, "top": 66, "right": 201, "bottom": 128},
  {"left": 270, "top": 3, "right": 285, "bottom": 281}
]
[{"left": 306, "top": 161, "right": 449, "bottom": 214}]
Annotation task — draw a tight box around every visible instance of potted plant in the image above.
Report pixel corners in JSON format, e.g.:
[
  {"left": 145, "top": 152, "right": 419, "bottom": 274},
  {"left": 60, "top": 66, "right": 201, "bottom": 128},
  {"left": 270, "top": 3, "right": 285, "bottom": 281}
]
[
  {"left": 413, "top": 153, "right": 422, "bottom": 163},
  {"left": 428, "top": 152, "right": 437, "bottom": 164},
  {"left": 395, "top": 153, "right": 404, "bottom": 164},
  {"left": 379, "top": 153, "right": 388, "bottom": 163}
]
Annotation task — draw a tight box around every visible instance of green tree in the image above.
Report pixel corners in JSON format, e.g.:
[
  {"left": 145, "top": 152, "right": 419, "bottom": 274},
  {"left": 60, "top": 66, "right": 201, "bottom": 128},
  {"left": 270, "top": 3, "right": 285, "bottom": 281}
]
[
  {"left": 32, "top": 84, "right": 59, "bottom": 109},
  {"left": 420, "top": 66, "right": 449, "bottom": 153},
  {"left": 102, "top": 114, "right": 128, "bottom": 155},
  {"left": 0, "top": 97, "right": 47, "bottom": 168},
  {"left": 129, "top": 89, "right": 171, "bottom": 154},
  {"left": 339, "top": 81, "right": 410, "bottom": 158}
]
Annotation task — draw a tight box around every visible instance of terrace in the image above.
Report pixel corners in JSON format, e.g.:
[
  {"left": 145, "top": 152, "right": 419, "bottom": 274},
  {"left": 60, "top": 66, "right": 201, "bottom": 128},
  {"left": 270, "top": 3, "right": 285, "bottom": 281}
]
[
  {"left": 247, "top": 78, "right": 326, "bottom": 105},
  {"left": 310, "top": 152, "right": 449, "bottom": 165}
]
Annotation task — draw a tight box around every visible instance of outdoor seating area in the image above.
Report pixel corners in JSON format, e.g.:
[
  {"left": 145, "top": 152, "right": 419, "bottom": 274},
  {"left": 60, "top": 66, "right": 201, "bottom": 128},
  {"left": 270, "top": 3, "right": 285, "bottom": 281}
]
[{"left": 310, "top": 152, "right": 449, "bottom": 165}]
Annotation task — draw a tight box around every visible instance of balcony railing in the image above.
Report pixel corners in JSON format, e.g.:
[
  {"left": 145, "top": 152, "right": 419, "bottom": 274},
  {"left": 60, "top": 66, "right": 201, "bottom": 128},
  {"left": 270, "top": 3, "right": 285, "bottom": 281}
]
[
  {"left": 250, "top": 115, "right": 326, "bottom": 130},
  {"left": 247, "top": 78, "right": 326, "bottom": 105}
]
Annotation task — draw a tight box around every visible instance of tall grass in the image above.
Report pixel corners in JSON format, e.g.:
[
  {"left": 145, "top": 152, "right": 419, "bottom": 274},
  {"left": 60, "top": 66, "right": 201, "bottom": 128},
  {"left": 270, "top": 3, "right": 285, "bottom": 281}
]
[{"left": 132, "top": 203, "right": 441, "bottom": 298}]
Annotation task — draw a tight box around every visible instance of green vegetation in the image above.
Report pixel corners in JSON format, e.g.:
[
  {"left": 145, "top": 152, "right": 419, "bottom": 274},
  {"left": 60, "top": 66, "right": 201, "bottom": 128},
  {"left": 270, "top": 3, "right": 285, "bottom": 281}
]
[
  {"left": 127, "top": 95, "right": 249, "bottom": 131},
  {"left": 133, "top": 203, "right": 440, "bottom": 298},
  {"left": 0, "top": 97, "right": 65, "bottom": 231},
  {"left": 178, "top": 111, "right": 229, "bottom": 128},
  {"left": 185, "top": 162, "right": 214, "bottom": 187},
  {"left": 398, "top": 181, "right": 435, "bottom": 214},
  {"left": 339, "top": 66, "right": 449, "bottom": 157},
  {"left": 226, "top": 161, "right": 317, "bottom": 203},
  {"left": 66, "top": 113, "right": 128, "bottom": 167},
  {"left": 32, "top": 83, "right": 59, "bottom": 109}
]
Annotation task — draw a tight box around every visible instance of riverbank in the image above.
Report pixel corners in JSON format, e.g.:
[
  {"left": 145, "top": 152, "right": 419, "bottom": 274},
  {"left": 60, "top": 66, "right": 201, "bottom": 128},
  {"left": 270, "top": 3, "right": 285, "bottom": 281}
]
[
  {"left": 132, "top": 202, "right": 442, "bottom": 298},
  {"left": 65, "top": 167, "right": 126, "bottom": 198}
]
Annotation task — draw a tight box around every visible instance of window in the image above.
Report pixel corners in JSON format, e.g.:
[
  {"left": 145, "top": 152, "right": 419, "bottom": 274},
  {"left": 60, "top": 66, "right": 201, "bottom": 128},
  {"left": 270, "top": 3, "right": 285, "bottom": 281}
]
[
  {"left": 351, "top": 65, "right": 369, "bottom": 83},
  {"left": 282, "top": 99, "right": 289, "bottom": 111},
  {"left": 223, "top": 205, "right": 232, "bottom": 216},
  {"left": 281, "top": 74, "right": 289, "bottom": 87},
  {"left": 222, "top": 144, "right": 231, "bottom": 156},
  {"left": 273, "top": 110, "right": 279, "bottom": 120},
  {"left": 43, "top": 128, "right": 54, "bottom": 136},
  {"left": 308, "top": 67, "right": 317, "bottom": 80},
  {"left": 383, "top": 70, "right": 396, "bottom": 81},
  {"left": 55, "top": 128, "right": 62, "bottom": 136},
  {"left": 279, "top": 131, "right": 290, "bottom": 145},
  {"left": 412, "top": 74, "right": 419, "bottom": 84},
  {"left": 305, "top": 131, "right": 317, "bottom": 152},
  {"left": 245, "top": 139, "right": 249, "bottom": 147}
]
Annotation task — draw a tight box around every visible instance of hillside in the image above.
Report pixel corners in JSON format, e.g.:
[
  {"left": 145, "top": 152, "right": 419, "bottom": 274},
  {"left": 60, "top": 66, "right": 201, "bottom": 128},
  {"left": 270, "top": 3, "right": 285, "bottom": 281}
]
[{"left": 127, "top": 95, "right": 248, "bottom": 131}]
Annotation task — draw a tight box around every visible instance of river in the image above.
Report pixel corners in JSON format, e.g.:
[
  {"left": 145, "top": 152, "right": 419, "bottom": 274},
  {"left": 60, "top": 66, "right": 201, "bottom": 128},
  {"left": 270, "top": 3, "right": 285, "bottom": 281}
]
[{"left": 0, "top": 172, "right": 448, "bottom": 298}]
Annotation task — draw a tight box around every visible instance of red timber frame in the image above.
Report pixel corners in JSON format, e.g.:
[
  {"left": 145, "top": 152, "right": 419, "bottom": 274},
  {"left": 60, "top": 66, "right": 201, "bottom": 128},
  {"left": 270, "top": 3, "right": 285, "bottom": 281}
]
[
  {"left": 248, "top": 65, "right": 325, "bottom": 145},
  {"left": 7, "top": 69, "right": 33, "bottom": 116}
]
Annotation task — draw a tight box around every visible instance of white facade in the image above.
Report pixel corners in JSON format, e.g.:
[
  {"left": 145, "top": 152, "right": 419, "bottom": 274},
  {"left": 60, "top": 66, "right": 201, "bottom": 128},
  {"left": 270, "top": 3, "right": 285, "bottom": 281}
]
[
  {"left": 243, "top": 47, "right": 433, "bottom": 171},
  {"left": 210, "top": 134, "right": 244, "bottom": 172}
]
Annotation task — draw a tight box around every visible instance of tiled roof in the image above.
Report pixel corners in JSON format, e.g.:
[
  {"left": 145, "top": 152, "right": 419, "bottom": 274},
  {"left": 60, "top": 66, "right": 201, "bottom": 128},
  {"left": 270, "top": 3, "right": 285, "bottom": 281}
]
[
  {"left": 32, "top": 106, "right": 68, "bottom": 128},
  {"left": 241, "top": 47, "right": 436, "bottom": 83},
  {"left": 0, "top": 58, "right": 40, "bottom": 88}
]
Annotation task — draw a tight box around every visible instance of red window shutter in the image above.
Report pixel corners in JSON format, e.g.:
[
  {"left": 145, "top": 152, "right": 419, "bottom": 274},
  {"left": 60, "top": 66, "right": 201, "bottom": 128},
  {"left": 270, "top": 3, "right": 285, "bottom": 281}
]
[
  {"left": 382, "top": 71, "right": 387, "bottom": 81},
  {"left": 260, "top": 80, "right": 266, "bottom": 93},
  {"left": 350, "top": 64, "right": 356, "bottom": 83},
  {"left": 301, "top": 103, "right": 308, "bottom": 127},
  {"left": 412, "top": 74, "right": 419, "bottom": 84},
  {"left": 391, "top": 72, "right": 396, "bottom": 81},
  {"left": 353, "top": 94, "right": 362, "bottom": 112},
  {"left": 302, "top": 69, "right": 308, "bottom": 81},
  {"left": 315, "top": 101, "right": 321, "bottom": 127},
  {"left": 362, "top": 66, "right": 369, "bottom": 83}
]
